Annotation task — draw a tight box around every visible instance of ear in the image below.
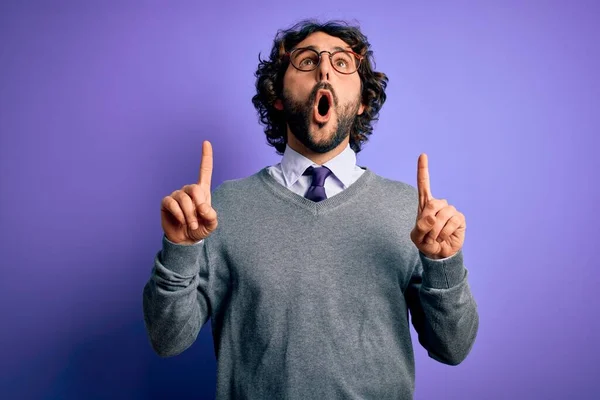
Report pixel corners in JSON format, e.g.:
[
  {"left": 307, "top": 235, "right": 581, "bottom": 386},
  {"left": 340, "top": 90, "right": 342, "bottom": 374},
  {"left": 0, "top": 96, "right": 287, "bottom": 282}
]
[
  {"left": 273, "top": 99, "right": 283, "bottom": 111},
  {"left": 357, "top": 103, "right": 365, "bottom": 115}
]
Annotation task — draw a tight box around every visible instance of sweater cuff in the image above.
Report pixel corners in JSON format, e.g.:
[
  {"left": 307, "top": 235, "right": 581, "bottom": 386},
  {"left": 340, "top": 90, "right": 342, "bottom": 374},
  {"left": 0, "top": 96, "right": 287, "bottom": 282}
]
[
  {"left": 419, "top": 249, "right": 466, "bottom": 289},
  {"left": 159, "top": 234, "right": 204, "bottom": 277}
]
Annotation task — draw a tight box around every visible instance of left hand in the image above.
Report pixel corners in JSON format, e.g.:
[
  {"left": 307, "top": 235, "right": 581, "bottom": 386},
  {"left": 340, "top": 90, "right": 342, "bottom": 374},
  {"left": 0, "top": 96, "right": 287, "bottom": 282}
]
[{"left": 410, "top": 153, "right": 466, "bottom": 259}]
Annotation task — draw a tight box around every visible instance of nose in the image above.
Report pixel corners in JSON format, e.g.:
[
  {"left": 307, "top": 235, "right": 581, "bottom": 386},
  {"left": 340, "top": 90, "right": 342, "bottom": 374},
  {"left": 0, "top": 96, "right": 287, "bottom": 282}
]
[{"left": 317, "top": 51, "right": 331, "bottom": 81}]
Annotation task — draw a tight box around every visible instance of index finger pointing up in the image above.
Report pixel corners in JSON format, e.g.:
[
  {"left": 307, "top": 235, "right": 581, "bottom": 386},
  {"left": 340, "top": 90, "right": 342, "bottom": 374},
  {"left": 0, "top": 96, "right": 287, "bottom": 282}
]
[
  {"left": 198, "top": 140, "right": 213, "bottom": 189},
  {"left": 417, "top": 153, "right": 433, "bottom": 210}
]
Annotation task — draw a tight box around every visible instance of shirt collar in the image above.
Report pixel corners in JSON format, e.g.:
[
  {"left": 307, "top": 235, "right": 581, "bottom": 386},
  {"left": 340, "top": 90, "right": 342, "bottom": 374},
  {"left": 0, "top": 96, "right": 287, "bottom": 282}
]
[{"left": 280, "top": 143, "right": 357, "bottom": 189}]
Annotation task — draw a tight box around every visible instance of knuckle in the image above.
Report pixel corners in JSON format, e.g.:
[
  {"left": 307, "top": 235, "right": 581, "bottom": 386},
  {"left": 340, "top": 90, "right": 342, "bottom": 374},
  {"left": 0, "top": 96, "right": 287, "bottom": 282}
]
[
  {"left": 182, "top": 185, "right": 194, "bottom": 197},
  {"left": 439, "top": 207, "right": 453, "bottom": 219},
  {"left": 184, "top": 183, "right": 198, "bottom": 192},
  {"left": 420, "top": 219, "right": 431, "bottom": 230},
  {"left": 164, "top": 196, "right": 178, "bottom": 210},
  {"left": 173, "top": 190, "right": 186, "bottom": 200},
  {"left": 163, "top": 199, "right": 184, "bottom": 222},
  {"left": 185, "top": 184, "right": 203, "bottom": 202},
  {"left": 183, "top": 195, "right": 195, "bottom": 208},
  {"left": 173, "top": 197, "right": 184, "bottom": 210},
  {"left": 176, "top": 195, "right": 191, "bottom": 211}
]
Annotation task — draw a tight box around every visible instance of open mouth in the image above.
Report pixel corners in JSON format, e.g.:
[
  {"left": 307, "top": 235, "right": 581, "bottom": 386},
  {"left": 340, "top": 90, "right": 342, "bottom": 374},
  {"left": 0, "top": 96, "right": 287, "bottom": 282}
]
[
  {"left": 318, "top": 95, "right": 330, "bottom": 116},
  {"left": 313, "top": 90, "right": 332, "bottom": 123}
]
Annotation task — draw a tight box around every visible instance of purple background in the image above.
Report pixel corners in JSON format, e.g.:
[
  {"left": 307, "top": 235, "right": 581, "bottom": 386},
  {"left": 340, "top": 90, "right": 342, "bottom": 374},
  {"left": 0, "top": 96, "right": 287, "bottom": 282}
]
[{"left": 1, "top": 1, "right": 598, "bottom": 399}]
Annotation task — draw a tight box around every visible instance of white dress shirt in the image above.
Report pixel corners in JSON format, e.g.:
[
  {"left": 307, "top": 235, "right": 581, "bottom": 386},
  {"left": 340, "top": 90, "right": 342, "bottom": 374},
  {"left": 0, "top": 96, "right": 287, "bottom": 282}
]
[{"left": 266, "top": 143, "right": 365, "bottom": 198}]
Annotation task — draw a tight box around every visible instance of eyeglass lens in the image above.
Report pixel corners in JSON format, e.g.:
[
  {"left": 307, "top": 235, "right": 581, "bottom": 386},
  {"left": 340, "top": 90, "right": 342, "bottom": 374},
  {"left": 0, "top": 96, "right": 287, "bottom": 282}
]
[{"left": 291, "top": 49, "right": 358, "bottom": 74}]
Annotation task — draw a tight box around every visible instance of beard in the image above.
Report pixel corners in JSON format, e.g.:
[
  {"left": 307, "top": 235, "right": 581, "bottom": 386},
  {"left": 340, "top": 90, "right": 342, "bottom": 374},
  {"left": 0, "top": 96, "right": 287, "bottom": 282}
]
[{"left": 282, "top": 82, "right": 361, "bottom": 154}]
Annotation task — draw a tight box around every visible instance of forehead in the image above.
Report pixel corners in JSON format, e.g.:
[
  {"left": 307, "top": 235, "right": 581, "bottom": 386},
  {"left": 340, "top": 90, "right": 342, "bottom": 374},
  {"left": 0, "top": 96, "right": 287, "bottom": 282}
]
[{"left": 293, "top": 31, "right": 351, "bottom": 51}]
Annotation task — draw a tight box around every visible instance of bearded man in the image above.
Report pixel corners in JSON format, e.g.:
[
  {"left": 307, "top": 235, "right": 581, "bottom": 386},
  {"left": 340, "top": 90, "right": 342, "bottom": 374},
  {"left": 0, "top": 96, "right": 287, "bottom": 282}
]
[{"left": 143, "top": 19, "right": 479, "bottom": 400}]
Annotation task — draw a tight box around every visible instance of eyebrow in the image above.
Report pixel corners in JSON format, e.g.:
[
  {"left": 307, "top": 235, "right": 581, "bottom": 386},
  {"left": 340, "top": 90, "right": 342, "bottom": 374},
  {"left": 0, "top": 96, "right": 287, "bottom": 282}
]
[{"left": 301, "top": 45, "right": 350, "bottom": 52}]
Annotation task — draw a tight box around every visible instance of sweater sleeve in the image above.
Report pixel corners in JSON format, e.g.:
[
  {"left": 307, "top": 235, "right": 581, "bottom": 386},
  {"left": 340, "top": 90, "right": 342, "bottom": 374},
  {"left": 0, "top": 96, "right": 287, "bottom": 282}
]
[
  {"left": 404, "top": 249, "right": 479, "bottom": 365},
  {"left": 142, "top": 234, "right": 231, "bottom": 357}
]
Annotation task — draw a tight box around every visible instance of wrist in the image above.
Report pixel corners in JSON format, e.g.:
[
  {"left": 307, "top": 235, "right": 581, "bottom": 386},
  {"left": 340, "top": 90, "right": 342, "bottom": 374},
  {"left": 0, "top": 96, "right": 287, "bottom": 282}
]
[{"left": 164, "top": 234, "right": 201, "bottom": 246}]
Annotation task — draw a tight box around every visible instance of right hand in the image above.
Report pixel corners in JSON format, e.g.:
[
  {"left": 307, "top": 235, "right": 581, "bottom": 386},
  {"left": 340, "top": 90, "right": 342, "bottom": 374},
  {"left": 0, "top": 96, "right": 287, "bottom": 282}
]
[{"left": 160, "top": 141, "right": 218, "bottom": 245}]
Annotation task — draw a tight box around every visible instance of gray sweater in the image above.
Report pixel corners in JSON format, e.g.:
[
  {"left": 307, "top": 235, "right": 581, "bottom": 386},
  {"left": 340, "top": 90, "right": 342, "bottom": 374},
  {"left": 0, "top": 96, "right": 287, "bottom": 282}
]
[{"left": 142, "top": 167, "right": 479, "bottom": 399}]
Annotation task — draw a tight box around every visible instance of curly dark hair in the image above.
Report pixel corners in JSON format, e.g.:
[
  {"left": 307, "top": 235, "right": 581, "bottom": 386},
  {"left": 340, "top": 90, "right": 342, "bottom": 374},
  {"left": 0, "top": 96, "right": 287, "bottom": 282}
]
[{"left": 251, "top": 19, "right": 389, "bottom": 155}]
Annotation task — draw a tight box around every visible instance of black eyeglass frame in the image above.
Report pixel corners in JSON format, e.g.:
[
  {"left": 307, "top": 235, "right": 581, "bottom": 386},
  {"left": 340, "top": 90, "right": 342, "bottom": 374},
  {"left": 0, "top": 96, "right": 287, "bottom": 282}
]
[{"left": 284, "top": 47, "right": 364, "bottom": 75}]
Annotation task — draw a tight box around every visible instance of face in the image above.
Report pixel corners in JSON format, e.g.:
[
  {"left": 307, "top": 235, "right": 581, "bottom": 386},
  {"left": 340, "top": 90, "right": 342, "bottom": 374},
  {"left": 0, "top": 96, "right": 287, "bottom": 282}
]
[{"left": 275, "top": 32, "right": 365, "bottom": 154}]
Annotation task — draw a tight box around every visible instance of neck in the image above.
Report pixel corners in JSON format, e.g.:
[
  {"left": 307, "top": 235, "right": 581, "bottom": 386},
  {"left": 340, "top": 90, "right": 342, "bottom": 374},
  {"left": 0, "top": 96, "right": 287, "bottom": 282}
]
[{"left": 286, "top": 132, "right": 350, "bottom": 165}]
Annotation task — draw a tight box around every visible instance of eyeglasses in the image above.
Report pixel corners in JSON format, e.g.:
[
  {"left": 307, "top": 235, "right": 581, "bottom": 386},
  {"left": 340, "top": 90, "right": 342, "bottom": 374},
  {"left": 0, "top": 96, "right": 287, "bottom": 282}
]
[{"left": 285, "top": 47, "right": 363, "bottom": 75}]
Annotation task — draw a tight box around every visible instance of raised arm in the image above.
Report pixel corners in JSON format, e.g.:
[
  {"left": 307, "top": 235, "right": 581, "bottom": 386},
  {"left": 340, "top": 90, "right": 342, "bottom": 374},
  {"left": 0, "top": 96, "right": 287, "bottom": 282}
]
[{"left": 142, "top": 141, "right": 229, "bottom": 357}]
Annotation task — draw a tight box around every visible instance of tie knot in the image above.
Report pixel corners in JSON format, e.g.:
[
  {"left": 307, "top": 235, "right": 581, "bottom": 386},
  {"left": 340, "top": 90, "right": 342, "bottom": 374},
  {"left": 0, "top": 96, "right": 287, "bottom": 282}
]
[{"left": 303, "top": 166, "right": 332, "bottom": 187}]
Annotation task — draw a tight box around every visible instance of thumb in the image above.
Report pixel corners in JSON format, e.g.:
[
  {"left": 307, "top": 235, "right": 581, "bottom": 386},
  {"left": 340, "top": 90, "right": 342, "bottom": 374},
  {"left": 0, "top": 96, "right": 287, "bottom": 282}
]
[{"left": 198, "top": 203, "right": 218, "bottom": 229}]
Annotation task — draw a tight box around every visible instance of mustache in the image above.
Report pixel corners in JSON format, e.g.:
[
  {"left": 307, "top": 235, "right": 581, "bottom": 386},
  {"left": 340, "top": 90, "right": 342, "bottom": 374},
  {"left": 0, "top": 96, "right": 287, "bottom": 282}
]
[{"left": 309, "top": 82, "right": 338, "bottom": 106}]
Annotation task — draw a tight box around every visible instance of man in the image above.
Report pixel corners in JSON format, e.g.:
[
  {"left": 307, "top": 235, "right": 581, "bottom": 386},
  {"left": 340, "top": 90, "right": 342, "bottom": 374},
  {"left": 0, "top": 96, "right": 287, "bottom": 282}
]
[{"left": 143, "top": 19, "right": 479, "bottom": 400}]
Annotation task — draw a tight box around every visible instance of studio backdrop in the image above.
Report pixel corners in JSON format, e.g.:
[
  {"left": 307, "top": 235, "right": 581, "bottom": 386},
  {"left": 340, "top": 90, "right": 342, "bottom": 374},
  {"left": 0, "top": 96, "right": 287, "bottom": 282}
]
[{"left": 1, "top": 1, "right": 598, "bottom": 399}]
